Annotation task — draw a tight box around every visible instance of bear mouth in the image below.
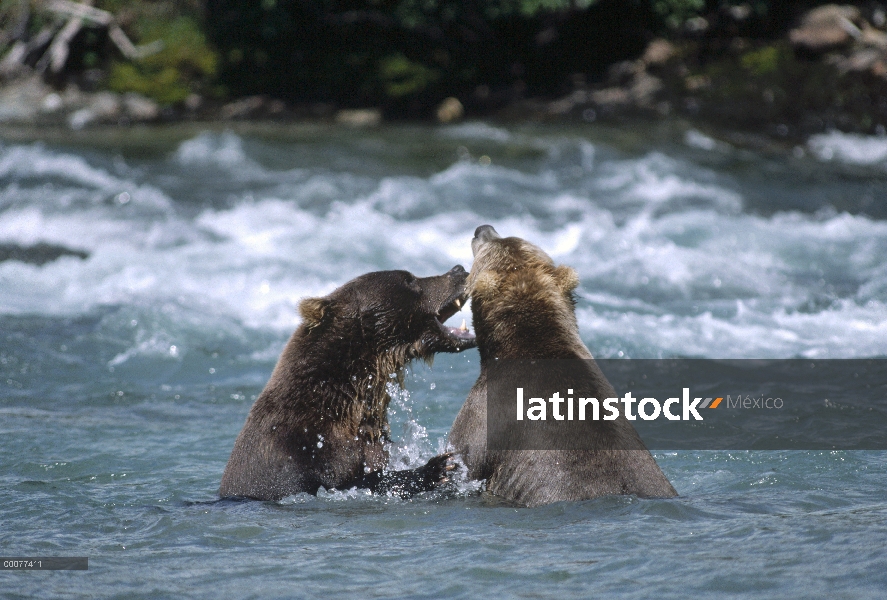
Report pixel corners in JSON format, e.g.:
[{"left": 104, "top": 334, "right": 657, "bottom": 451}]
[{"left": 435, "top": 292, "right": 476, "bottom": 346}]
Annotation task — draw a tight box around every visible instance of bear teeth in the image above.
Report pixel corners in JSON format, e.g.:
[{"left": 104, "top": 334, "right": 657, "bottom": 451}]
[
  {"left": 454, "top": 298, "right": 462, "bottom": 309},
  {"left": 460, "top": 319, "right": 468, "bottom": 332}
]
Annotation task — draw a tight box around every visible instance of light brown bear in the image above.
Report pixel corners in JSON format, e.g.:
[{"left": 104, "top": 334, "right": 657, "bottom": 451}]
[
  {"left": 448, "top": 226, "right": 677, "bottom": 506},
  {"left": 220, "top": 266, "right": 476, "bottom": 501}
]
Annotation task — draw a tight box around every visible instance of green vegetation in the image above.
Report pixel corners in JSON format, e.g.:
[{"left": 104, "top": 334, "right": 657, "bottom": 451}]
[
  {"left": 378, "top": 54, "right": 439, "bottom": 98},
  {"left": 0, "top": 0, "right": 864, "bottom": 120},
  {"left": 0, "top": 0, "right": 217, "bottom": 106},
  {"left": 97, "top": 1, "right": 217, "bottom": 105},
  {"left": 652, "top": 0, "right": 705, "bottom": 27},
  {"left": 108, "top": 15, "right": 217, "bottom": 104},
  {"left": 740, "top": 45, "right": 780, "bottom": 76}
]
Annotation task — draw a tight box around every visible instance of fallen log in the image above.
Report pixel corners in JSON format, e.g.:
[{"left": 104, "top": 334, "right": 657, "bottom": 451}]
[
  {"left": 1, "top": 23, "right": 60, "bottom": 77},
  {"left": 46, "top": 13, "right": 84, "bottom": 73},
  {"left": 44, "top": 0, "right": 112, "bottom": 26},
  {"left": 108, "top": 24, "right": 163, "bottom": 60},
  {"left": 0, "top": 0, "right": 164, "bottom": 78}
]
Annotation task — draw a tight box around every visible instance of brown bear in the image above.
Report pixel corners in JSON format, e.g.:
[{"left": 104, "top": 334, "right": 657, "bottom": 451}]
[
  {"left": 220, "top": 266, "right": 476, "bottom": 501},
  {"left": 448, "top": 226, "right": 677, "bottom": 506}
]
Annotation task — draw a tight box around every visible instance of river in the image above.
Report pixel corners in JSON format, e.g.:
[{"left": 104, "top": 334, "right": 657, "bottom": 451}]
[{"left": 1, "top": 120, "right": 885, "bottom": 597}]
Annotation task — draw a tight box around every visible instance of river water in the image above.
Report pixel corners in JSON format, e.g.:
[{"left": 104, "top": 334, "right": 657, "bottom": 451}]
[{"left": 1, "top": 121, "right": 885, "bottom": 598}]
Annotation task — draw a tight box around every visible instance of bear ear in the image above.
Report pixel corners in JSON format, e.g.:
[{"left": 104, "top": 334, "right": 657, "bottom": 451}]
[
  {"left": 298, "top": 297, "right": 331, "bottom": 330},
  {"left": 553, "top": 265, "right": 580, "bottom": 293}
]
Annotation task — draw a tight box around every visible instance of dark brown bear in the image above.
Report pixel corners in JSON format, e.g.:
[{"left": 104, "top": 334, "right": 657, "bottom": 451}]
[
  {"left": 448, "top": 226, "right": 677, "bottom": 506},
  {"left": 220, "top": 266, "right": 476, "bottom": 501}
]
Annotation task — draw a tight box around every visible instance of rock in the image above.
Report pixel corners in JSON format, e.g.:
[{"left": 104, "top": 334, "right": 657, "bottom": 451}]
[
  {"left": 685, "top": 17, "right": 710, "bottom": 33},
  {"left": 590, "top": 56, "right": 662, "bottom": 110},
  {"left": 789, "top": 5, "right": 862, "bottom": 53},
  {"left": 860, "top": 24, "right": 887, "bottom": 50},
  {"left": 218, "top": 96, "right": 284, "bottom": 119},
  {"left": 684, "top": 75, "right": 711, "bottom": 91},
  {"left": 726, "top": 4, "right": 753, "bottom": 22},
  {"left": 184, "top": 93, "right": 203, "bottom": 111},
  {"left": 832, "top": 48, "right": 886, "bottom": 73},
  {"left": 93, "top": 92, "right": 122, "bottom": 117},
  {"left": 68, "top": 109, "right": 94, "bottom": 130},
  {"left": 547, "top": 98, "right": 572, "bottom": 115},
  {"left": 41, "top": 92, "right": 63, "bottom": 113},
  {"left": 60, "top": 85, "right": 84, "bottom": 108},
  {"left": 436, "top": 97, "right": 464, "bottom": 123},
  {"left": 607, "top": 60, "right": 643, "bottom": 86},
  {"left": 590, "top": 87, "right": 630, "bottom": 107},
  {"left": 547, "top": 90, "right": 588, "bottom": 115},
  {"left": 802, "top": 4, "right": 861, "bottom": 26},
  {"left": 122, "top": 93, "right": 159, "bottom": 121},
  {"left": 334, "top": 108, "right": 381, "bottom": 127},
  {"left": 67, "top": 92, "right": 120, "bottom": 129},
  {"left": 630, "top": 72, "right": 663, "bottom": 106},
  {"left": 221, "top": 96, "right": 265, "bottom": 119},
  {"left": 91, "top": 91, "right": 122, "bottom": 121},
  {"left": 0, "top": 242, "right": 88, "bottom": 266},
  {"left": 642, "top": 39, "right": 675, "bottom": 67},
  {"left": 0, "top": 75, "right": 50, "bottom": 123}
]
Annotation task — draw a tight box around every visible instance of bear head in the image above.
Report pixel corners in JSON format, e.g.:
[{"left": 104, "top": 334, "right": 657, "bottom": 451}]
[
  {"left": 297, "top": 265, "right": 476, "bottom": 371},
  {"left": 468, "top": 225, "right": 582, "bottom": 360}
]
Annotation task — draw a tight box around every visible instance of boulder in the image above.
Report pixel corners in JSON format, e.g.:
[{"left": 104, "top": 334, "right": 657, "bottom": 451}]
[
  {"left": 0, "top": 75, "right": 50, "bottom": 123},
  {"left": 789, "top": 5, "right": 862, "bottom": 53},
  {"left": 220, "top": 96, "right": 265, "bottom": 119},
  {"left": 642, "top": 39, "right": 675, "bottom": 67},
  {"left": 334, "top": 108, "right": 382, "bottom": 127},
  {"left": 68, "top": 91, "right": 121, "bottom": 129},
  {"left": 123, "top": 93, "right": 159, "bottom": 121},
  {"left": 436, "top": 97, "right": 464, "bottom": 123}
]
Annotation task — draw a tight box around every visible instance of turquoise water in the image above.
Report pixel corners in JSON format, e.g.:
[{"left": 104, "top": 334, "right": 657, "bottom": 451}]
[{"left": 1, "top": 122, "right": 886, "bottom": 598}]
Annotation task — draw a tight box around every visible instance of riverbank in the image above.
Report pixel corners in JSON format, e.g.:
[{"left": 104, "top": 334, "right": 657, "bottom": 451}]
[
  {"left": 527, "top": 7, "right": 887, "bottom": 142},
  {"left": 505, "top": 4, "right": 887, "bottom": 142},
  {"left": 2, "top": 4, "right": 887, "bottom": 147}
]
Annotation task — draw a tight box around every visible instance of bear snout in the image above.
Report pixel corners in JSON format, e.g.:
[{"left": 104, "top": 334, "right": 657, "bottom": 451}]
[{"left": 472, "top": 225, "right": 500, "bottom": 256}]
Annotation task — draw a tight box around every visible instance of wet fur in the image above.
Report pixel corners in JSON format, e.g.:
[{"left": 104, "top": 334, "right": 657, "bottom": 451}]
[
  {"left": 449, "top": 229, "right": 677, "bottom": 506},
  {"left": 221, "top": 268, "right": 473, "bottom": 501}
]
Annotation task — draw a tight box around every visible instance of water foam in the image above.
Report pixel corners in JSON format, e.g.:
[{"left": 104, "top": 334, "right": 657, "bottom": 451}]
[
  {"left": 684, "top": 129, "right": 719, "bottom": 151},
  {"left": 577, "top": 299, "right": 887, "bottom": 359},
  {"left": 2, "top": 131, "right": 885, "bottom": 363},
  {"left": 807, "top": 131, "right": 887, "bottom": 166},
  {"left": 437, "top": 122, "right": 513, "bottom": 142},
  {"left": 0, "top": 142, "right": 121, "bottom": 190},
  {"left": 174, "top": 131, "right": 254, "bottom": 169},
  {"left": 592, "top": 151, "right": 743, "bottom": 215}
]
